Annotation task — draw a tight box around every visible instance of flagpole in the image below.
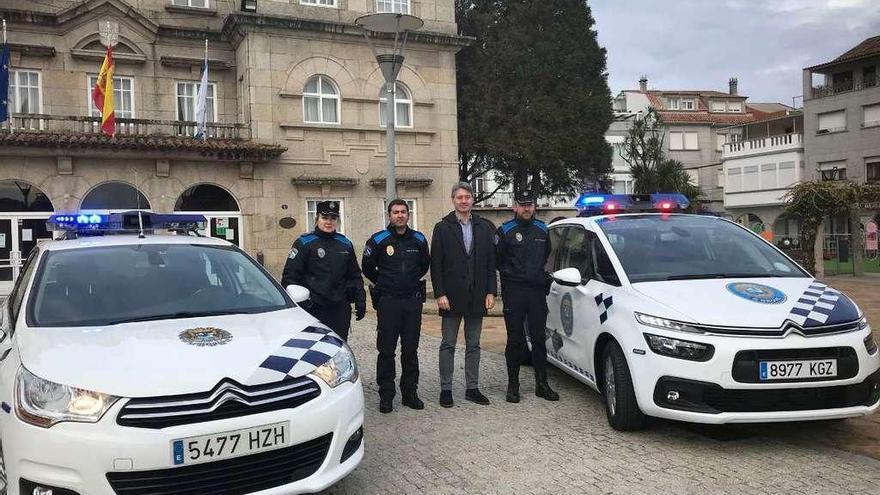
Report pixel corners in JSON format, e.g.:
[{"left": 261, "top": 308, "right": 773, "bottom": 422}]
[{"left": 3, "top": 19, "right": 12, "bottom": 135}]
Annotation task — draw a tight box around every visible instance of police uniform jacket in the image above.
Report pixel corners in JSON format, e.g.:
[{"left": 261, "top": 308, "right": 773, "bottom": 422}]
[
  {"left": 281, "top": 229, "right": 366, "bottom": 307},
  {"left": 430, "top": 212, "right": 497, "bottom": 316},
  {"left": 495, "top": 217, "right": 551, "bottom": 290},
  {"left": 362, "top": 226, "right": 431, "bottom": 297}
]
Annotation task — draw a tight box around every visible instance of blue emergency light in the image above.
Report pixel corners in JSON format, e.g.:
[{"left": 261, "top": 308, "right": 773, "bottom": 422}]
[
  {"left": 48, "top": 211, "right": 207, "bottom": 235},
  {"left": 574, "top": 193, "right": 689, "bottom": 217}
]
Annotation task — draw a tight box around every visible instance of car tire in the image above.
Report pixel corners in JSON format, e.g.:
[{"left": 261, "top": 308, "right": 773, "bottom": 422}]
[{"left": 601, "top": 341, "right": 647, "bottom": 431}]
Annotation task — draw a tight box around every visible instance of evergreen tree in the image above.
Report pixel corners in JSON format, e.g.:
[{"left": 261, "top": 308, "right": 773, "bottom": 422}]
[{"left": 456, "top": 0, "right": 613, "bottom": 199}]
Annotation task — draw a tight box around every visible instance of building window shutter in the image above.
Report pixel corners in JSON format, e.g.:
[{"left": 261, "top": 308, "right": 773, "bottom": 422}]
[
  {"left": 684, "top": 132, "right": 698, "bottom": 150},
  {"left": 817, "top": 110, "right": 846, "bottom": 133}
]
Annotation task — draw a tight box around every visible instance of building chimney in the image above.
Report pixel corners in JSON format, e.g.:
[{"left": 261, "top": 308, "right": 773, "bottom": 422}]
[
  {"left": 729, "top": 77, "right": 738, "bottom": 96},
  {"left": 639, "top": 75, "right": 648, "bottom": 92}
]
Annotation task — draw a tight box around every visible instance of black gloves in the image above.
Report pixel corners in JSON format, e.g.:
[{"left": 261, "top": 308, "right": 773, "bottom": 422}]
[{"left": 355, "top": 300, "right": 366, "bottom": 321}]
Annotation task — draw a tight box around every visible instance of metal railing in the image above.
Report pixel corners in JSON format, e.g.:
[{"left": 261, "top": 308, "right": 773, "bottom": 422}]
[
  {"left": 2, "top": 113, "right": 250, "bottom": 140},
  {"left": 811, "top": 77, "right": 878, "bottom": 99}
]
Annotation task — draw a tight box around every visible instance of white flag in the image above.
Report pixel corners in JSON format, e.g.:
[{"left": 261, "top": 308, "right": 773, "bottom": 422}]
[{"left": 194, "top": 53, "right": 208, "bottom": 140}]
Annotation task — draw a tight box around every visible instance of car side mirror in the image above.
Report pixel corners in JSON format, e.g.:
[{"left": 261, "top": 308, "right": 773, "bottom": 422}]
[
  {"left": 552, "top": 267, "right": 583, "bottom": 287},
  {"left": 286, "top": 285, "right": 311, "bottom": 303}
]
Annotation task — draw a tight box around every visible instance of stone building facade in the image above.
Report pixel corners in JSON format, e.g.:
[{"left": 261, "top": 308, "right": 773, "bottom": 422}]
[{"left": 0, "top": 0, "right": 465, "bottom": 293}]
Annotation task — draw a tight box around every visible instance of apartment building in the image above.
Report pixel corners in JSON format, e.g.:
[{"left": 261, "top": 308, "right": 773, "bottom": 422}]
[
  {"left": 0, "top": 0, "right": 465, "bottom": 294},
  {"left": 802, "top": 34, "right": 880, "bottom": 236}
]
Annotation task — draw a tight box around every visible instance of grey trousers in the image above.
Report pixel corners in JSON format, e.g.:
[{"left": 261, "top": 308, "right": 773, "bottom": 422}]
[{"left": 439, "top": 314, "right": 483, "bottom": 391}]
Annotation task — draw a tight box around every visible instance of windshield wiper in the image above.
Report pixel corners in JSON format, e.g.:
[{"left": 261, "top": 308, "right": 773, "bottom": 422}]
[
  {"left": 665, "top": 273, "right": 776, "bottom": 280},
  {"left": 110, "top": 310, "right": 253, "bottom": 324}
]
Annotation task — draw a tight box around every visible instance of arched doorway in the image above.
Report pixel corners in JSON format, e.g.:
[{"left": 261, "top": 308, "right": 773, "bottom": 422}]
[
  {"left": 736, "top": 213, "right": 766, "bottom": 236},
  {"left": 174, "top": 184, "right": 242, "bottom": 247},
  {"left": 0, "top": 180, "right": 54, "bottom": 294},
  {"left": 81, "top": 181, "right": 151, "bottom": 211}
]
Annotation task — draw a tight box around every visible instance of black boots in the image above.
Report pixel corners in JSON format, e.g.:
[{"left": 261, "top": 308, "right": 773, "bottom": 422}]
[
  {"left": 439, "top": 390, "right": 454, "bottom": 408},
  {"left": 465, "top": 388, "right": 490, "bottom": 405},
  {"left": 402, "top": 392, "right": 425, "bottom": 410},
  {"left": 535, "top": 370, "right": 559, "bottom": 401},
  {"left": 506, "top": 367, "right": 520, "bottom": 403}
]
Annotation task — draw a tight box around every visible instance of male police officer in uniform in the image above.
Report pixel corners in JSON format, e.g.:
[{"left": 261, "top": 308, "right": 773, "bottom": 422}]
[
  {"left": 362, "top": 199, "right": 431, "bottom": 413},
  {"left": 282, "top": 200, "right": 366, "bottom": 341},
  {"left": 495, "top": 191, "right": 559, "bottom": 403}
]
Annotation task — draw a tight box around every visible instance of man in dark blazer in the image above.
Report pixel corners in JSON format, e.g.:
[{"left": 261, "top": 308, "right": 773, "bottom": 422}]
[{"left": 431, "top": 182, "right": 497, "bottom": 407}]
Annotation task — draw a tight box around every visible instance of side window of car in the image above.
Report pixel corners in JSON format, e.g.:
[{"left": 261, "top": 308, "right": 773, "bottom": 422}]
[
  {"left": 587, "top": 231, "right": 621, "bottom": 286},
  {"left": 10, "top": 249, "right": 40, "bottom": 329},
  {"left": 546, "top": 226, "right": 567, "bottom": 272},
  {"left": 559, "top": 227, "right": 592, "bottom": 282}
]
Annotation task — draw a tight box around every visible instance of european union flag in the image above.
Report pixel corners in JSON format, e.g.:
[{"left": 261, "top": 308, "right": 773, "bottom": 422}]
[{"left": 0, "top": 43, "right": 10, "bottom": 123}]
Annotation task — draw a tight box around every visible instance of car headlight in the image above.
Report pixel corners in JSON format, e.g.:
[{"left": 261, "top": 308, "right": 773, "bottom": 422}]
[
  {"left": 15, "top": 367, "right": 119, "bottom": 428},
  {"left": 311, "top": 344, "right": 359, "bottom": 388},
  {"left": 635, "top": 312, "right": 703, "bottom": 334},
  {"left": 643, "top": 333, "right": 714, "bottom": 361},
  {"left": 859, "top": 316, "right": 870, "bottom": 331}
]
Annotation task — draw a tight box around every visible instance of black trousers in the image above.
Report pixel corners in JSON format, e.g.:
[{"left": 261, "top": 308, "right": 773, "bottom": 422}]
[
  {"left": 376, "top": 295, "right": 422, "bottom": 401},
  {"left": 502, "top": 285, "right": 548, "bottom": 378},
  {"left": 306, "top": 301, "right": 352, "bottom": 341}
]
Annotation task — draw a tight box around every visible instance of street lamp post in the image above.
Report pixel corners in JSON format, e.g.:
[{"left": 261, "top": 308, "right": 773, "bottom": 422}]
[{"left": 355, "top": 13, "right": 424, "bottom": 205}]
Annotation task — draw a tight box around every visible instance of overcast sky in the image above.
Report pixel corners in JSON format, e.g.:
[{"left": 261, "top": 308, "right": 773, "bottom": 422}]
[{"left": 590, "top": 0, "right": 880, "bottom": 105}]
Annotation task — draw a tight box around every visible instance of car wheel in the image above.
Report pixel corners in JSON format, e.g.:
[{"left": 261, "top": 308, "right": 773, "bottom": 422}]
[{"left": 601, "top": 341, "right": 646, "bottom": 431}]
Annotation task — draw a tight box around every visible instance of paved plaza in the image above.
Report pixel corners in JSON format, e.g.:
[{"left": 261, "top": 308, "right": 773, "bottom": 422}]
[{"left": 321, "top": 312, "right": 880, "bottom": 495}]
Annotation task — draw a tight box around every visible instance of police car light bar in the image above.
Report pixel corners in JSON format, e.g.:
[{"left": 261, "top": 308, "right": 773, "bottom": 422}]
[
  {"left": 575, "top": 193, "right": 689, "bottom": 216},
  {"left": 48, "top": 211, "right": 207, "bottom": 234}
]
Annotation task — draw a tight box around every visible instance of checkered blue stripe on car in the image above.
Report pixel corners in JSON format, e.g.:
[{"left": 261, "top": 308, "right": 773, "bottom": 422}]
[
  {"left": 595, "top": 293, "right": 613, "bottom": 324},
  {"left": 788, "top": 282, "right": 841, "bottom": 327},
  {"left": 249, "top": 326, "right": 344, "bottom": 383}
]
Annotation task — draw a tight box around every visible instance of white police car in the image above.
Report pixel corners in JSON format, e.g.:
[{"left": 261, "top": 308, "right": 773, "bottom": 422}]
[
  {"left": 542, "top": 194, "right": 879, "bottom": 430},
  {"left": 0, "top": 212, "right": 364, "bottom": 494}
]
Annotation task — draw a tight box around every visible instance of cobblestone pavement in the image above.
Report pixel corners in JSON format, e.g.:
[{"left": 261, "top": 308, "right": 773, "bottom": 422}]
[{"left": 320, "top": 316, "right": 880, "bottom": 495}]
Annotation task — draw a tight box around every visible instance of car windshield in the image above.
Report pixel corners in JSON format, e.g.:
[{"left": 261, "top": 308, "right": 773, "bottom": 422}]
[
  {"left": 28, "top": 243, "right": 291, "bottom": 327},
  {"left": 597, "top": 215, "right": 808, "bottom": 283}
]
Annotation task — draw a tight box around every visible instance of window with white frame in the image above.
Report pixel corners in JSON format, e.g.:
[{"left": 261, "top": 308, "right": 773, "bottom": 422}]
[
  {"left": 176, "top": 81, "right": 217, "bottom": 122},
  {"left": 716, "top": 133, "right": 727, "bottom": 151},
  {"left": 817, "top": 110, "right": 846, "bottom": 133},
  {"left": 666, "top": 97, "right": 680, "bottom": 110},
  {"left": 727, "top": 101, "right": 742, "bottom": 112},
  {"left": 379, "top": 82, "right": 413, "bottom": 128},
  {"left": 863, "top": 103, "right": 880, "bottom": 128},
  {"left": 778, "top": 161, "right": 797, "bottom": 187},
  {"left": 669, "top": 131, "right": 698, "bottom": 150},
  {"left": 726, "top": 167, "right": 741, "bottom": 192},
  {"left": 381, "top": 199, "right": 417, "bottom": 229},
  {"left": 300, "top": 0, "right": 336, "bottom": 7},
  {"left": 306, "top": 199, "right": 345, "bottom": 233},
  {"left": 818, "top": 161, "right": 847, "bottom": 181},
  {"left": 743, "top": 165, "right": 759, "bottom": 190},
  {"left": 377, "top": 0, "right": 410, "bottom": 14},
  {"left": 760, "top": 163, "right": 777, "bottom": 189},
  {"left": 88, "top": 75, "right": 135, "bottom": 119},
  {"left": 8, "top": 70, "right": 41, "bottom": 115},
  {"left": 867, "top": 160, "right": 880, "bottom": 183},
  {"left": 172, "top": 0, "right": 208, "bottom": 7},
  {"left": 681, "top": 98, "right": 695, "bottom": 110},
  {"left": 303, "top": 75, "right": 340, "bottom": 124}
]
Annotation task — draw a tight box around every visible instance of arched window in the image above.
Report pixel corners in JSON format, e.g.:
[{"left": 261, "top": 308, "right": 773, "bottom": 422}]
[
  {"left": 174, "top": 184, "right": 239, "bottom": 212},
  {"left": 0, "top": 180, "right": 53, "bottom": 212},
  {"left": 175, "top": 184, "right": 242, "bottom": 246},
  {"left": 379, "top": 82, "right": 412, "bottom": 128},
  {"left": 81, "top": 182, "right": 151, "bottom": 211},
  {"left": 303, "top": 75, "right": 340, "bottom": 124}
]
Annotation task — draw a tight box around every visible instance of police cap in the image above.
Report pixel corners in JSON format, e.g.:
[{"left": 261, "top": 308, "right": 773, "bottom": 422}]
[
  {"left": 514, "top": 190, "right": 536, "bottom": 205},
  {"left": 316, "top": 200, "right": 340, "bottom": 217}
]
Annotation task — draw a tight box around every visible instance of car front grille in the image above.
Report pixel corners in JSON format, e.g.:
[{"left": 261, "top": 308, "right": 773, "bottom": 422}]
[
  {"left": 117, "top": 377, "right": 321, "bottom": 429},
  {"left": 654, "top": 370, "right": 880, "bottom": 414},
  {"left": 732, "top": 347, "right": 859, "bottom": 383},
  {"left": 106, "top": 433, "right": 332, "bottom": 495},
  {"left": 696, "top": 319, "right": 861, "bottom": 338}
]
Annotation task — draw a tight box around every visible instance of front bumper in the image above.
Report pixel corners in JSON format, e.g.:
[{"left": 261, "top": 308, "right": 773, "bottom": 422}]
[
  {"left": 2, "top": 379, "right": 364, "bottom": 495},
  {"left": 629, "top": 328, "right": 880, "bottom": 424}
]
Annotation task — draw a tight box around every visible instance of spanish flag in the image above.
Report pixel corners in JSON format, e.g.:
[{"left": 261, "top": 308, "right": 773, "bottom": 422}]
[{"left": 91, "top": 46, "right": 115, "bottom": 136}]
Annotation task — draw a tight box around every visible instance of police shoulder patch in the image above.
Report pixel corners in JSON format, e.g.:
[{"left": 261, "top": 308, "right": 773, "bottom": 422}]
[
  {"left": 372, "top": 230, "right": 391, "bottom": 244},
  {"left": 413, "top": 231, "right": 427, "bottom": 244},
  {"left": 500, "top": 220, "right": 517, "bottom": 234},
  {"left": 333, "top": 233, "right": 353, "bottom": 247},
  {"left": 299, "top": 233, "right": 318, "bottom": 245}
]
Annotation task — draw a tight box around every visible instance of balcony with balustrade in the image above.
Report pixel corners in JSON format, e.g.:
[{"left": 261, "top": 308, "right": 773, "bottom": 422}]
[
  {"left": 0, "top": 114, "right": 286, "bottom": 163},
  {"left": 721, "top": 133, "right": 803, "bottom": 160},
  {"left": 721, "top": 133, "right": 805, "bottom": 209}
]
